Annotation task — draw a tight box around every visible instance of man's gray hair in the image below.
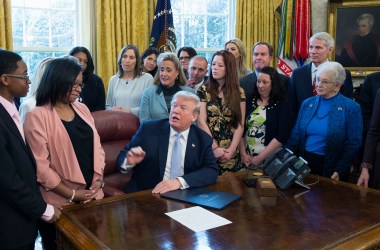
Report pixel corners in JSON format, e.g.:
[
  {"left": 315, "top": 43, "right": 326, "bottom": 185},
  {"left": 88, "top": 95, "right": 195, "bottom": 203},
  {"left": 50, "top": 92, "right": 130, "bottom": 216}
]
[
  {"left": 357, "top": 13, "right": 375, "bottom": 28},
  {"left": 171, "top": 91, "right": 201, "bottom": 115},
  {"left": 317, "top": 61, "right": 346, "bottom": 84},
  {"left": 310, "top": 32, "right": 335, "bottom": 49}
]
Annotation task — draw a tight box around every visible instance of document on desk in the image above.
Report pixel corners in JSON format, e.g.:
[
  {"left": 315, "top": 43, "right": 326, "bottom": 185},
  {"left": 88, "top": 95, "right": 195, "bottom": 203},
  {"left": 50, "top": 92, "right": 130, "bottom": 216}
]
[{"left": 165, "top": 206, "right": 232, "bottom": 232}]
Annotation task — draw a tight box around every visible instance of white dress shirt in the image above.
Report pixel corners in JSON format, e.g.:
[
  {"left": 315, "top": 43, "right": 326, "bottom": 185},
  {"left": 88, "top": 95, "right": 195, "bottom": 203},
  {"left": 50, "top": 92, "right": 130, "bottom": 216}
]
[{"left": 120, "top": 126, "right": 191, "bottom": 189}]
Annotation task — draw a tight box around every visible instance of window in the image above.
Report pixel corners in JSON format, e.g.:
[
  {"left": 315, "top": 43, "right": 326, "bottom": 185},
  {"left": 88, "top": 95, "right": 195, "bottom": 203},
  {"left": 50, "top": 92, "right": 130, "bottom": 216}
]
[
  {"left": 11, "top": 0, "right": 80, "bottom": 81},
  {"left": 172, "top": 0, "right": 236, "bottom": 61}
]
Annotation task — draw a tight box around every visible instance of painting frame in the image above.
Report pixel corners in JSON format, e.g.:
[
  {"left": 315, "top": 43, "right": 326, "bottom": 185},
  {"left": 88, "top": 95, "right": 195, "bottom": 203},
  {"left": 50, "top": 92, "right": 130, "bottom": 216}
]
[{"left": 327, "top": 0, "right": 380, "bottom": 77}]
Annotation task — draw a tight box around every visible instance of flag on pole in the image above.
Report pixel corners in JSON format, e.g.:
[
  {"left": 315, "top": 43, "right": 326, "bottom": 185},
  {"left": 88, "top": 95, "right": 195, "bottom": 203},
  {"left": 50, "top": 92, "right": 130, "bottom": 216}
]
[
  {"left": 276, "top": 0, "right": 311, "bottom": 77},
  {"left": 149, "top": 0, "right": 177, "bottom": 53}
]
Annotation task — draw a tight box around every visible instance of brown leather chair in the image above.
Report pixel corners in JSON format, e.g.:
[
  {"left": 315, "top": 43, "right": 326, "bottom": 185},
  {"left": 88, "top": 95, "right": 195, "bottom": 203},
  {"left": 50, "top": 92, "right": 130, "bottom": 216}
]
[{"left": 91, "top": 110, "right": 139, "bottom": 197}]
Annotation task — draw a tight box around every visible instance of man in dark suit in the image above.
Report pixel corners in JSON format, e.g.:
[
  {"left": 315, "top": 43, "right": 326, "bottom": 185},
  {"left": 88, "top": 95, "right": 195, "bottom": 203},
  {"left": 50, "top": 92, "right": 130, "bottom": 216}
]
[
  {"left": 359, "top": 72, "right": 380, "bottom": 138},
  {"left": 240, "top": 42, "right": 289, "bottom": 106},
  {"left": 117, "top": 91, "right": 219, "bottom": 194},
  {"left": 186, "top": 55, "right": 208, "bottom": 93},
  {"left": 288, "top": 32, "right": 353, "bottom": 114},
  {"left": 0, "top": 50, "right": 61, "bottom": 249}
]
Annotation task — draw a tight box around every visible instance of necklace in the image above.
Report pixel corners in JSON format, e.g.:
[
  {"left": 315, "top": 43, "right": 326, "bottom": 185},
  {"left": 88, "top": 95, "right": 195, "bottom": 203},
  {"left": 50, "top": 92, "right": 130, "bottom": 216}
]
[{"left": 55, "top": 107, "right": 75, "bottom": 122}]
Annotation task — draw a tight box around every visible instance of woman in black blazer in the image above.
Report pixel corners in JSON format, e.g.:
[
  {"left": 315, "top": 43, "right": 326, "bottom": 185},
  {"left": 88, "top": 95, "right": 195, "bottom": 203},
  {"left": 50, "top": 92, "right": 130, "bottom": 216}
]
[{"left": 239, "top": 66, "right": 294, "bottom": 167}]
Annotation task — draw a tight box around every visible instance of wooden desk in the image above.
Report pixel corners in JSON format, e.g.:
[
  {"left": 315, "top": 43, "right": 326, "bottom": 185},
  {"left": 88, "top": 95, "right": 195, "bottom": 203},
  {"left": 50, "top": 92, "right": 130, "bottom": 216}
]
[{"left": 56, "top": 172, "right": 380, "bottom": 249}]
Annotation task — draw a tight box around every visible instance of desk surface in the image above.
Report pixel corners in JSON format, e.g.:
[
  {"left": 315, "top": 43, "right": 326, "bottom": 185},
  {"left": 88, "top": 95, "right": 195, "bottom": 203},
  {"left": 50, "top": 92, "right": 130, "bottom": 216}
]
[{"left": 56, "top": 172, "right": 380, "bottom": 250}]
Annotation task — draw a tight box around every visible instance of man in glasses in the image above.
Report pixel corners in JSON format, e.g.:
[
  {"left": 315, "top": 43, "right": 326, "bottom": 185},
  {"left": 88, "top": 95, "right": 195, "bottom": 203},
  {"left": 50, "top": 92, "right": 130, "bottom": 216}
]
[{"left": 0, "top": 50, "right": 62, "bottom": 249}]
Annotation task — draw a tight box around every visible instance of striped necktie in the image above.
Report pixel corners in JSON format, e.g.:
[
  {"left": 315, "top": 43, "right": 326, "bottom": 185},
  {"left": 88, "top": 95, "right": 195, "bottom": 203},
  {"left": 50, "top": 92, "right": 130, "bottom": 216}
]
[
  {"left": 170, "top": 133, "right": 182, "bottom": 179},
  {"left": 312, "top": 69, "right": 317, "bottom": 96}
]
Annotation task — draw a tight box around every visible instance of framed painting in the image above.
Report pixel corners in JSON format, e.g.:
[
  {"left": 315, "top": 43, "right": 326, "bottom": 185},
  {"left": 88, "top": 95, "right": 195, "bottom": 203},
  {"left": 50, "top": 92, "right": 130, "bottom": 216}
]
[{"left": 328, "top": 0, "right": 380, "bottom": 77}]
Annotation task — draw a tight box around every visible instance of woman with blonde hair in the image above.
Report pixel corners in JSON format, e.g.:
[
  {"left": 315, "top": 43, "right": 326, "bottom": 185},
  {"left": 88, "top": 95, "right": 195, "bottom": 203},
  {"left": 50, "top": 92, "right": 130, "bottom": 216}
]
[
  {"left": 139, "top": 52, "right": 194, "bottom": 121},
  {"left": 19, "top": 57, "right": 54, "bottom": 122},
  {"left": 225, "top": 38, "right": 252, "bottom": 78},
  {"left": 197, "top": 50, "right": 246, "bottom": 173}
]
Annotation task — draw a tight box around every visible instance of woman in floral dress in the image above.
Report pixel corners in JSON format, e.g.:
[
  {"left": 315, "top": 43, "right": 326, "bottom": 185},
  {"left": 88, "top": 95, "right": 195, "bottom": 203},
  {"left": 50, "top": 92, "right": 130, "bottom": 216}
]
[{"left": 197, "top": 50, "right": 246, "bottom": 173}]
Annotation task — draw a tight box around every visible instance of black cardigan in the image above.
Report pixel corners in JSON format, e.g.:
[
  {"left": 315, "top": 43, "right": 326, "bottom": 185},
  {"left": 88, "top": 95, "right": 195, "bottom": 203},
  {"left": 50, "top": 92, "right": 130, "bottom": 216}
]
[
  {"left": 80, "top": 73, "right": 106, "bottom": 112},
  {"left": 245, "top": 97, "right": 295, "bottom": 146}
]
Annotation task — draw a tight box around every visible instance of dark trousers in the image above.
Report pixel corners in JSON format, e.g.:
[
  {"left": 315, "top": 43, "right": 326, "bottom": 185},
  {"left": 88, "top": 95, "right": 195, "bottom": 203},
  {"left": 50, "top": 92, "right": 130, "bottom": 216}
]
[
  {"left": 2, "top": 243, "right": 35, "bottom": 250},
  {"left": 38, "top": 221, "right": 57, "bottom": 250},
  {"left": 303, "top": 151, "right": 325, "bottom": 177}
]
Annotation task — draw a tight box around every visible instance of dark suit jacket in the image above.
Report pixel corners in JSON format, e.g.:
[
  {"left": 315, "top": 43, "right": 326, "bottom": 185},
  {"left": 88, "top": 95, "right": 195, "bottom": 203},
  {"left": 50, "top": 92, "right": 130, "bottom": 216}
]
[
  {"left": 0, "top": 104, "right": 47, "bottom": 249},
  {"left": 358, "top": 72, "right": 380, "bottom": 138},
  {"left": 364, "top": 89, "right": 380, "bottom": 189},
  {"left": 117, "top": 119, "right": 219, "bottom": 193},
  {"left": 288, "top": 63, "right": 353, "bottom": 114},
  {"left": 240, "top": 72, "right": 290, "bottom": 106}
]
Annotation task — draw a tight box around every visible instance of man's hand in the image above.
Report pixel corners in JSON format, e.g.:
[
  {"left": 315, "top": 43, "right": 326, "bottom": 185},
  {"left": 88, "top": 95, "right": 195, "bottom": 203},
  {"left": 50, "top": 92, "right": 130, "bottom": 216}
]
[
  {"left": 357, "top": 168, "right": 369, "bottom": 188},
  {"left": 152, "top": 179, "right": 182, "bottom": 194},
  {"left": 47, "top": 205, "right": 63, "bottom": 223},
  {"left": 331, "top": 172, "right": 340, "bottom": 181},
  {"left": 126, "top": 146, "right": 146, "bottom": 165},
  {"left": 186, "top": 78, "right": 197, "bottom": 89}
]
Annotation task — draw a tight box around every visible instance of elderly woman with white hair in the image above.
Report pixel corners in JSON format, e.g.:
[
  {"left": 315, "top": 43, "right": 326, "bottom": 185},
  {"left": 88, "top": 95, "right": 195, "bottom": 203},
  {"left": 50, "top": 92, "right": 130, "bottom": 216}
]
[
  {"left": 139, "top": 52, "right": 194, "bottom": 122},
  {"left": 286, "top": 62, "right": 362, "bottom": 181}
]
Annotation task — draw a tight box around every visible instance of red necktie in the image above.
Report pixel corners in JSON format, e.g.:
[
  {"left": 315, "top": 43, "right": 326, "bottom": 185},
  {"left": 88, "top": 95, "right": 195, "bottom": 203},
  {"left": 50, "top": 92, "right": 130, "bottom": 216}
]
[{"left": 312, "top": 70, "right": 317, "bottom": 96}]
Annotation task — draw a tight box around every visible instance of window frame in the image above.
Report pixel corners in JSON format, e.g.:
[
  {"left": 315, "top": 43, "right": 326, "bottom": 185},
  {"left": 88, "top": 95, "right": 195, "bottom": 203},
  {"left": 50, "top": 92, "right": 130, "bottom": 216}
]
[{"left": 172, "top": 0, "right": 236, "bottom": 57}]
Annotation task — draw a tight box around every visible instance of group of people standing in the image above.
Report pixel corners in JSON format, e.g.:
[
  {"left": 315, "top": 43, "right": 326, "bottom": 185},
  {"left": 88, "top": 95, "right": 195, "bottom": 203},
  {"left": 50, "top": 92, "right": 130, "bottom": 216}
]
[{"left": 1, "top": 29, "right": 379, "bottom": 250}]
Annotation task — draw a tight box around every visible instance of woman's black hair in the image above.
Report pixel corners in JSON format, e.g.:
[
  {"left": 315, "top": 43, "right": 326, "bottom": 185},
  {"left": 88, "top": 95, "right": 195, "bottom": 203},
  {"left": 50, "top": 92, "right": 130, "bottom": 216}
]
[
  {"left": 252, "top": 66, "right": 286, "bottom": 104},
  {"left": 176, "top": 47, "right": 197, "bottom": 59},
  {"left": 140, "top": 47, "right": 160, "bottom": 76},
  {"left": 36, "top": 58, "right": 82, "bottom": 106},
  {"left": 69, "top": 46, "right": 95, "bottom": 76}
]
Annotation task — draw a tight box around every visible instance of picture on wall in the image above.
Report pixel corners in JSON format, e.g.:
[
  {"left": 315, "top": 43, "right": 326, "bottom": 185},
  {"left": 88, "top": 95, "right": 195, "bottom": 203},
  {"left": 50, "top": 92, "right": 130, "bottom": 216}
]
[{"left": 328, "top": 0, "right": 380, "bottom": 76}]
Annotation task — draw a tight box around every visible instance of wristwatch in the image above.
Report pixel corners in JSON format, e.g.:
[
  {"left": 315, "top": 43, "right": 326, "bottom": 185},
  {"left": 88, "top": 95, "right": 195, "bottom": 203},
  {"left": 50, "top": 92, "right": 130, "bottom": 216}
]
[{"left": 96, "top": 179, "right": 105, "bottom": 188}]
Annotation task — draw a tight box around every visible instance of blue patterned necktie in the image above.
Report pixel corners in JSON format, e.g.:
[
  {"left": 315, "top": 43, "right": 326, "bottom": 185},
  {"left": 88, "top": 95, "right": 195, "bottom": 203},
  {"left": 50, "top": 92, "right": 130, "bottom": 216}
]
[{"left": 170, "top": 133, "right": 182, "bottom": 179}]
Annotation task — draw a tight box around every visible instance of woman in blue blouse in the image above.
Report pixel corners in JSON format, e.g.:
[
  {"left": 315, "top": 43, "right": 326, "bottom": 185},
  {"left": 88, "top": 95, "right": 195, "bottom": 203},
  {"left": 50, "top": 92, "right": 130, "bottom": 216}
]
[
  {"left": 287, "top": 62, "right": 362, "bottom": 181},
  {"left": 239, "top": 66, "right": 293, "bottom": 167}
]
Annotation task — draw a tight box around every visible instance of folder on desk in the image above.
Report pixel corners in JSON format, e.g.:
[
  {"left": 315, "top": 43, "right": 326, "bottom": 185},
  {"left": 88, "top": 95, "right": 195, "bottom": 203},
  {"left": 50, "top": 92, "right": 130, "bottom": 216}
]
[{"left": 161, "top": 188, "right": 241, "bottom": 210}]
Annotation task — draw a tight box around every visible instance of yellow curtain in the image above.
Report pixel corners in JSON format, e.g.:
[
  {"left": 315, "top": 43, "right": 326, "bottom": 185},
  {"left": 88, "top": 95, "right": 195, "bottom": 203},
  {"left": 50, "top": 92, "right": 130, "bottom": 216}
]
[
  {"left": 0, "top": 0, "right": 13, "bottom": 50},
  {"left": 235, "top": 0, "right": 279, "bottom": 70},
  {"left": 96, "top": 0, "right": 157, "bottom": 91}
]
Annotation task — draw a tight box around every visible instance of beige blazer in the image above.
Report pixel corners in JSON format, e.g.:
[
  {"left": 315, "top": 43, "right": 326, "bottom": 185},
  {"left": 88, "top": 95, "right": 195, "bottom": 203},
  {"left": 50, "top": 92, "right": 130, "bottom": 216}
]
[{"left": 24, "top": 102, "right": 105, "bottom": 205}]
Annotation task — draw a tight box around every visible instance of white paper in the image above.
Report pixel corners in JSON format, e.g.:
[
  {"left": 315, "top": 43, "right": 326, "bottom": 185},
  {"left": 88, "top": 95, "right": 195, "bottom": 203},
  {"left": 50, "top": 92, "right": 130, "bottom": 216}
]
[{"left": 165, "top": 206, "right": 232, "bottom": 232}]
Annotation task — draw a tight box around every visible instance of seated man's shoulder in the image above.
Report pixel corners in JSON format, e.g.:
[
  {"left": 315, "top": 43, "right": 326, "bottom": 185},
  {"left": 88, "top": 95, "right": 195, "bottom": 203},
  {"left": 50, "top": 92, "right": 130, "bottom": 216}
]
[
  {"left": 191, "top": 124, "right": 213, "bottom": 143},
  {"left": 142, "top": 118, "right": 168, "bottom": 129}
]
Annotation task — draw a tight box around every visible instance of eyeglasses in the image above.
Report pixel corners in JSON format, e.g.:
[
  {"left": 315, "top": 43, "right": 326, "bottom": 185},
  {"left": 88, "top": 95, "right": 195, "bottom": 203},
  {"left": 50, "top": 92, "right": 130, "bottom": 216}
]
[
  {"left": 316, "top": 77, "right": 335, "bottom": 85},
  {"left": 179, "top": 56, "right": 190, "bottom": 61},
  {"left": 2, "top": 74, "right": 30, "bottom": 81},
  {"left": 72, "top": 81, "right": 84, "bottom": 88}
]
